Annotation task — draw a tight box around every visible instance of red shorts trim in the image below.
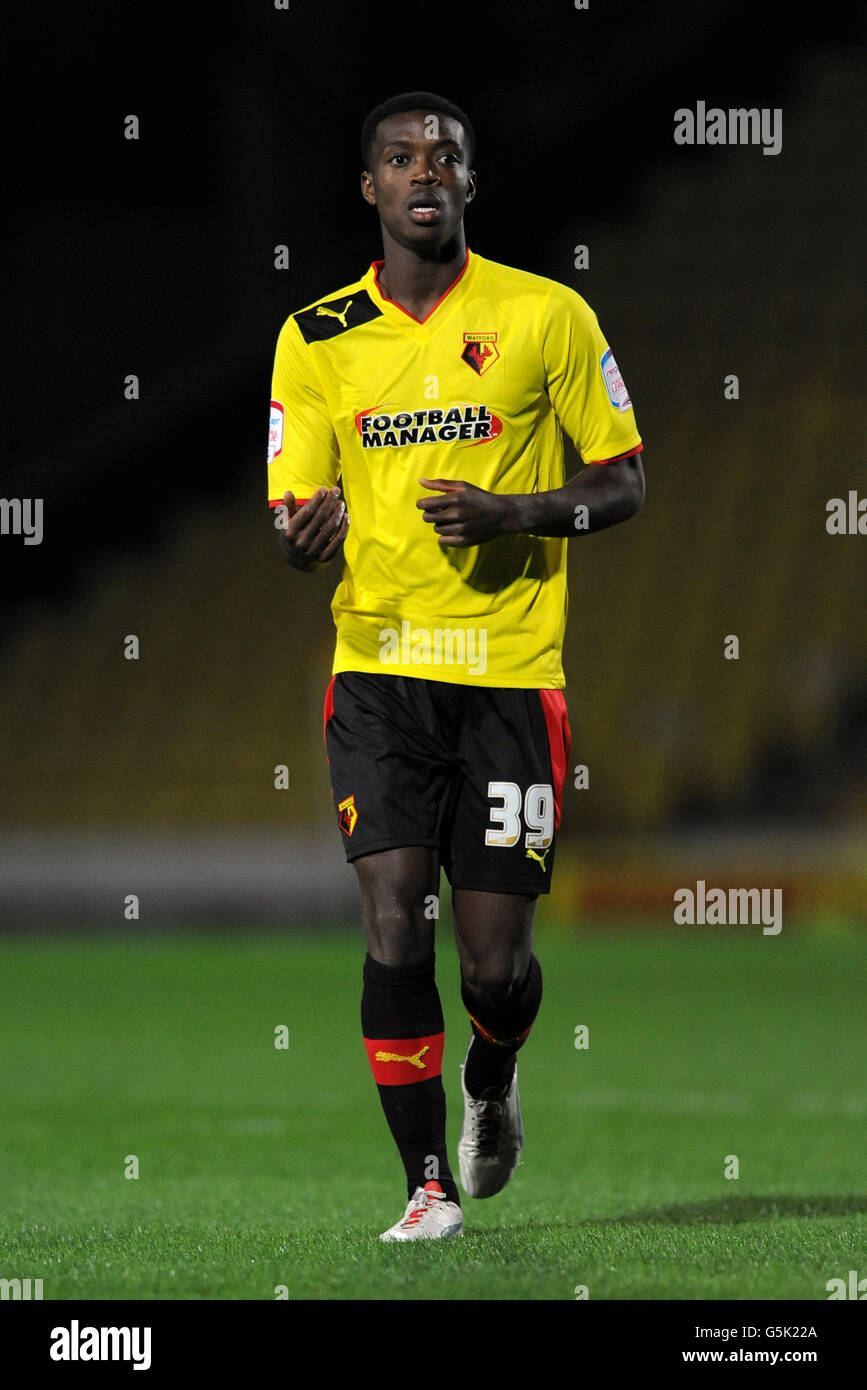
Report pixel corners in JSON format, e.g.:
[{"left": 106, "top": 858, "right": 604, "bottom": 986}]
[
  {"left": 323, "top": 674, "right": 336, "bottom": 746},
  {"left": 538, "top": 689, "right": 572, "bottom": 832}
]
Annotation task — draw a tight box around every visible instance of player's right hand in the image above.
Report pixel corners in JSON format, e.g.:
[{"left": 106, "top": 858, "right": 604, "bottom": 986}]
[{"left": 277, "top": 487, "right": 349, "bottom": 570}]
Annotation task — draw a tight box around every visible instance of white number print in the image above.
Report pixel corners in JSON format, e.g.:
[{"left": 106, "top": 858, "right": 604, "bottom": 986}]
[
  {"left": 485, "top": 781, "right": 554, "bottom": 849},
  {"left": 485, "top": 781, "right": 522, "bottom": 846},
  {"left": 523, "top": 783, "right": 554, "bottom": 848}
]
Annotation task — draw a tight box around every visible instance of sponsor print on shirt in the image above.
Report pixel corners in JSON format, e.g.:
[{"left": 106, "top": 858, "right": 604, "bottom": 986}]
[
  {"left": 600, "top": 348, "right": 633, "bottom": 413},
  {"left": 355, "top": 404, "right": 503, "bottom": 449}
]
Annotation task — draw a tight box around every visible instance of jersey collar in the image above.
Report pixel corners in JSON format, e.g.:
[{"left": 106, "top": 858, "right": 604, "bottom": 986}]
[{"left": 366, "top": 247, "right": 476, "bottom": 326}]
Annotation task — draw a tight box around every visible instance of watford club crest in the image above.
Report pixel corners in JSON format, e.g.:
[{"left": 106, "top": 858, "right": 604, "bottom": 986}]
[
  {"left": 461, "top": 331, "right": 499, "bottom": 376},
  {"left": 338, "top": 794, "right": 358, "bottom": 836}
]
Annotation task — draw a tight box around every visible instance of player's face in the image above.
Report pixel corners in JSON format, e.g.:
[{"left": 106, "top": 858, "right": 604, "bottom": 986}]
[{"left": 361, "top": 110, "right": 475, "bottom": 251}]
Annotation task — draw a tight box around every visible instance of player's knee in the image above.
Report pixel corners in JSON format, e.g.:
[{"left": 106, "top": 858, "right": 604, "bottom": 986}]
[
  {"left": 366, "top": 929, "right": 430, "bottom": 968},
  {"left": 460, "top": 956, "right": 525, "bottom": 1009},
  {"left": 361, "top": 898, "right": 432, "bottom": 967}
]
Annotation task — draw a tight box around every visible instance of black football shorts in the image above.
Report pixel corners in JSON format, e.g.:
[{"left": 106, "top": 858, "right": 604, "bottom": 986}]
[{"left": 322, "top": 671, "right": 572, "bottom": 895}]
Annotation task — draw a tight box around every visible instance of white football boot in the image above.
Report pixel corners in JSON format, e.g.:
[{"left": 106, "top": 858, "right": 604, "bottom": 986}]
[
  {"left": 457, "top": 1046, "right": 524, "bottom": 1198},
  {"left": 379, "top": 1180, "right": 463, "bottom": 1242}
]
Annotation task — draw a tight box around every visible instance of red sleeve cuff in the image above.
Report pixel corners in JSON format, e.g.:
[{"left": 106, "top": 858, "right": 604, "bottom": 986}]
[
  {"left": 268, "top": 497, "right": 310, "bottom": 508},
  {"left": 585, "top": 442, "right": 644, "bottom": 466}
]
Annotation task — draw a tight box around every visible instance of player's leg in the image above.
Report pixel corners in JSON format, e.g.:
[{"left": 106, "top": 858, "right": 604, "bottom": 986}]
[
  {"left": 451, "top": 888, "right": 541, "bottom": 1197},
  {"left": 355, "top": 847, "right": 461, "bottom": 1221},
  {"left": 446, "top": 685, "right": 571, "bottom": 1198},
  {"left": 323, "top": 673, "right": 462, "bottom": 1239},
  {"left": 452, "top": 886, "right": 540, "bottom": 1098}
]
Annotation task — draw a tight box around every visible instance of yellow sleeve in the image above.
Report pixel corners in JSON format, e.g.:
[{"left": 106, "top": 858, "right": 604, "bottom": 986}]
[
  {"left": 267, "top": 316, "right": 339, "bottom": 508},
  {"left": 541, "top": 282, "right": 643, "bottom": 465}
]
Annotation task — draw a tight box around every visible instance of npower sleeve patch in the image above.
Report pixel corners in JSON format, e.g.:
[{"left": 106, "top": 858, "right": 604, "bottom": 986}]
[
  {"left": 600, "top": 348, "right": 633, "bottom": 413},
  {"left": 268, "top": 400, "right": 284, "bottom": 462}
]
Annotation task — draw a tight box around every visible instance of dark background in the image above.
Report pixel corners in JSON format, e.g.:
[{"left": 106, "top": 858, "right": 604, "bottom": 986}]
[
  {"left": 8, "top": 0, "right": 860, "bottom": 592},
  {"left": 3, "top": 0, "right": 865, "bottom": 923}
]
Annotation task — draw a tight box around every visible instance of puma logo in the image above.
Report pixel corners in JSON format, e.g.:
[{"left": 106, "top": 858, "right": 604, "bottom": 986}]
[
  {"left": 525, "top": 847, "right": 550, "bottom": 870},
  {"left": 374, "top": 1044, "right": 430, "bottom": 1070},
  {"left": 315, "top": 298, "right": 353, "bottom": 329}
]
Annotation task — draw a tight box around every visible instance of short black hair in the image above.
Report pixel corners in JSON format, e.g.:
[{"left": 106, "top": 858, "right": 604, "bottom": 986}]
[{"left": 361, "top": 91, "right": 475, "bottom": 170}]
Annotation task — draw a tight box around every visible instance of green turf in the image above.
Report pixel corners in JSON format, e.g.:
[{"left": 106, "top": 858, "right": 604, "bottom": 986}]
[{"left": 0, "top": 926, "right": 865, "bottom": 1300}]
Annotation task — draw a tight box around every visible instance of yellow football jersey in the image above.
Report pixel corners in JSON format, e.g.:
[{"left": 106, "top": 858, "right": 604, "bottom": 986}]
[{"left": 267, "top": 249, "right": 642, "bottom": 688}]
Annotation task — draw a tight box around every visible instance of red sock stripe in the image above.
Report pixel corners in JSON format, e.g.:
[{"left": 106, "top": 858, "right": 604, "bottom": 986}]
[
  {"left": 469, "top": 1014, "right": 532, "bottom": 1049},
  {"left": 364, "top": 1032, "right": 445, "bottom": 1086}
]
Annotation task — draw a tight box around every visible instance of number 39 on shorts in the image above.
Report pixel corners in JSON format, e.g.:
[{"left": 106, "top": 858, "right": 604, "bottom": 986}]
[{"left": 485, "top": 781, "right": 554, "bottom": 849}]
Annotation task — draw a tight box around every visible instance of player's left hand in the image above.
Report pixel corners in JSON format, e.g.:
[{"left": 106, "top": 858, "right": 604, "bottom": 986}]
[{"left": 416, "top": 478, "right": 518, "bottom": 547}]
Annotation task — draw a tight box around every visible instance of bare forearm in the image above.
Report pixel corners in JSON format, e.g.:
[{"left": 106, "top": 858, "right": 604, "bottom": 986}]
[{"left": 511, "top": 456, "right": 645, "bottom": 538}]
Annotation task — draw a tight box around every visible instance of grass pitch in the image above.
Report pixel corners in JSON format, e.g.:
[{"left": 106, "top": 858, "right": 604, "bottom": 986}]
[{"left": 0, "top": 926, "right": 864, "bottom": 1300}]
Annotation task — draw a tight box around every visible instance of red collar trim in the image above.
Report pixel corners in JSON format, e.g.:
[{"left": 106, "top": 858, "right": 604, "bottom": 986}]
[{"left": 371, "top": 249, "right": 471, "bottom": 324}]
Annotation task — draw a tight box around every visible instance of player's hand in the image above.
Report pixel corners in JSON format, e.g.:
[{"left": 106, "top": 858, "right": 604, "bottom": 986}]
[
  {"left": 416, "top": 478, "right": 518, "bottom": 547},
  {"left": 277, "top": 487, "right": 349, "bottom": 570}
]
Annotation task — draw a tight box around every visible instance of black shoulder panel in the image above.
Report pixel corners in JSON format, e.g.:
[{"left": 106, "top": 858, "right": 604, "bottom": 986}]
[{"left": 294, "top": 290, "right": 383, "bottom": 344}]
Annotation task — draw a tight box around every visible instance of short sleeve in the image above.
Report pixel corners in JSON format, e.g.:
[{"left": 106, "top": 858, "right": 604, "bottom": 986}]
[
  {"left": 541, "top": 282, "right": 643, "bottom": 465},
  {"left": 267, "top": 316, "right": 340, "bottom": 508}
]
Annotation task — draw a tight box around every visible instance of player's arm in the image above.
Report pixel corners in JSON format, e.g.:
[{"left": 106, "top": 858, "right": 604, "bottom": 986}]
[
  {"left": 267, "top": 316, "right": 345, "bottom": 569},
  {"left": 276, "top": 487, "right": 349, "bottom": 571},
  {"left": 417, "top": 455, "right": 644, "bottom": 546},
  {"left": 418, "top": 283, "right": 645, "bottom": 547},
  {"left": 510, "top": 452, "right": 645, "bottom": 537}
]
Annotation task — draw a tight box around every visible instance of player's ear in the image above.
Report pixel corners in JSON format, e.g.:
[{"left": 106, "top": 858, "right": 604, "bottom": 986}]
[
  {"left": 465, "top": 169, "right": 477, "bottom": 204},
  {"left": 360, "top": 170, "right": 377, "bottom": 206}
]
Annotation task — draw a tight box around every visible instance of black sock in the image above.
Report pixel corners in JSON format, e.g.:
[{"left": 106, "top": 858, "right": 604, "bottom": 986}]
[
  {"left": 461, "top": 954, "right": 543, "bottom": 1099},
  {"left": 361, "top": 953, "right": 460, "bottom": 1206}
]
